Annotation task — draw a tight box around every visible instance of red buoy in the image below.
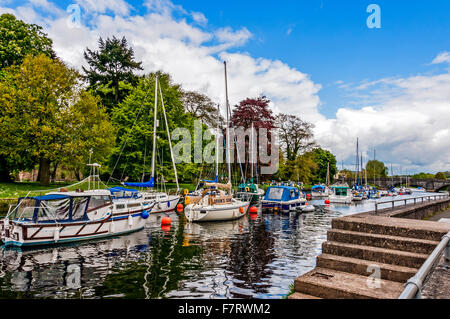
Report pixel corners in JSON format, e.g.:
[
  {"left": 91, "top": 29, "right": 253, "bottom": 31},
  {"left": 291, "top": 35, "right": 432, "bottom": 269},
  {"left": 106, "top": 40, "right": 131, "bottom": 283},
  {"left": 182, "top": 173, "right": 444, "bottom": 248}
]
[
  {"left": 176, "top": 203, "right": 184, "bottom": 213},
  {"left": 250, "top": 212, "right": 257, "bottom": 220},
  {"left": 305, "top": 202, "right": 308, "bottom": 206},
  {"left": 161, "top": 216, "right": 172, "bottom": 226},
  {"left": 324, "top": 199, "right": 330, "bottom": 204},
  {"left": 306, "top": 194, "right": 311, "bottom": 199},
  {"left": 161, "top": 224, "right": 171, "bottom": 232},
  {"left": 249, "top": 206, "right": 258, "bottom": 213}
]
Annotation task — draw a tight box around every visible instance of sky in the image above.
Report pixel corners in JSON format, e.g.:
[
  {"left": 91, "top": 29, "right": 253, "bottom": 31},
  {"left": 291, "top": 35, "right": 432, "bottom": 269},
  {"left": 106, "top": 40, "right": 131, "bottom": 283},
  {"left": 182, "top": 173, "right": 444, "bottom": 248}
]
[{"left": 1, "top": 0, "right": 449, "bottom": 174}]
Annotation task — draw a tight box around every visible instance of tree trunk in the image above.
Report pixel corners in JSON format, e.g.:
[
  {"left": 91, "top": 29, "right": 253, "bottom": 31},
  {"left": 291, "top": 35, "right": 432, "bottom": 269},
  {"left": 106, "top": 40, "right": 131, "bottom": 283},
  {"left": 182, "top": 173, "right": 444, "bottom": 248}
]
[
  {"left": 39, "top": 158, "right": 51, "bottom": 186},
  {"left": 0, "top": 155, "right": 12, "bottom": 182},
  {"left": 51, "top": 163, "right": 58, "bottom": 183}
]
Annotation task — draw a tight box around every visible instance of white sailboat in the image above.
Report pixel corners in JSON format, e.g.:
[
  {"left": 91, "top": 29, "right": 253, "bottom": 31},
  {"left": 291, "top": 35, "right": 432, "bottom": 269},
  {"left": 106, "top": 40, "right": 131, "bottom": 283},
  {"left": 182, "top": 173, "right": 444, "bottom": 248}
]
[
  {"left": 121, "top": 75, "right": 180, "bottom": 213},
  {"left": 184, "top": 62, "right": 250, "bottom": 222}
]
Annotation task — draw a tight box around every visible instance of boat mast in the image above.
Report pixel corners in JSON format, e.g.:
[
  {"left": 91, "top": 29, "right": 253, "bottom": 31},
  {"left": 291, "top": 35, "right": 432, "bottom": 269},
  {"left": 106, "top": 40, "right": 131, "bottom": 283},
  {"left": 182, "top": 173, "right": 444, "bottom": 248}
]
[
  {"left": 326, "top": 162, "right": 330, "bottom": 186},
  {"left": 251, "top": 122, "right": 254, "bottom": 182},
  {"left": 355, "top": 137, "right": 359, "bottom": 186},
  {"left": 151, "top": 74, "right": 159, "bottom": 182},
  {"left": 224, "top": 62, "right": 232, "bottom": 184},
  {"left": 158, "top": 77, "right": 179, "bottom": 191},
  {"left": 215, "top": 103, "right": 219, "bottom": 180}
]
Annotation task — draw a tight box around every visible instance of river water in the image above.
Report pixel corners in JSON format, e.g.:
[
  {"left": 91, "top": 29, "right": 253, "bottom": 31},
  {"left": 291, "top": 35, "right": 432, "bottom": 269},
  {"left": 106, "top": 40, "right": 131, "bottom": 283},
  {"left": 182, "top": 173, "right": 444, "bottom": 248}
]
[{"left": 0, "top": 191, "right": 438, "bottom": 299}]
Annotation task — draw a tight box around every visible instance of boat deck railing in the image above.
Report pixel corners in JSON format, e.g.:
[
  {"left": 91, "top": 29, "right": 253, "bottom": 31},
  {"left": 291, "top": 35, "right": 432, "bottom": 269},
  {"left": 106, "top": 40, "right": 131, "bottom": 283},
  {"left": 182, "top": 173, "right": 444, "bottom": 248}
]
[
  {"left": 399, "top": 230, "right": 450, "bottom": 299},
  {"left": 374, "top": 193, "right": 449, "bottom": 214}
]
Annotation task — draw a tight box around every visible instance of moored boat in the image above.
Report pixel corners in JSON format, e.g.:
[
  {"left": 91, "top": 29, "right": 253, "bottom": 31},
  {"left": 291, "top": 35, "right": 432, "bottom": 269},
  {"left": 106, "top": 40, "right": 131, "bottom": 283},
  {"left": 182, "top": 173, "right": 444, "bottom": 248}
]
[
  {"left": 329, "top": 184, "right": 353, "bottom": 204},
  {"left": 0, "top": 189, "right": 154, "bottom": 247},
  {"left": 261, "top": 185, "right": 306, "bottom": 212}
]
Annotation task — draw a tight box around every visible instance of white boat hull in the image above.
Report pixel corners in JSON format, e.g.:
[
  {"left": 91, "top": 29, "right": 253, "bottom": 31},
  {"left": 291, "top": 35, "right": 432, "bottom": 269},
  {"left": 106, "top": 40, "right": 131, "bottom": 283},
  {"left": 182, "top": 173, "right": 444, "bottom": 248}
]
[
  {"left": 1, "top": 211, "right": 148, "bottom": 247},
  {"left": 185, "top": 200, "right": 250, "bottom": 222},
  {"left": 328, "top": 195, "right": 353, "bottom": 204}
]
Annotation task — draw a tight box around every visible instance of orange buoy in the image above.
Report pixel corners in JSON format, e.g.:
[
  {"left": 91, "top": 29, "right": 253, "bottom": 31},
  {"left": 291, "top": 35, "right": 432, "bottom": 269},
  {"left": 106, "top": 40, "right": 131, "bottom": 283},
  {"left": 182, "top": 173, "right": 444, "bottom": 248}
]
[
  {"left": 306, "top": 194, "right": 311, "bottom": 199},
  {"left": 249, "top": 206, "right": 258, "bottom": 213},
  {"left": 161, "top": 216, "right": 172, "bottom": 225},
  {"left": 239, "top": 206, "right": 245, "bottom": 214},
  {"left": 305, "top": 202, "right": 308, "bottom": 206},
  {"left": 176, "top": 203, "right": 184, "bottom": 213},
  {"left": 324, "top": 199, "right": 330, "bottom": 204}
]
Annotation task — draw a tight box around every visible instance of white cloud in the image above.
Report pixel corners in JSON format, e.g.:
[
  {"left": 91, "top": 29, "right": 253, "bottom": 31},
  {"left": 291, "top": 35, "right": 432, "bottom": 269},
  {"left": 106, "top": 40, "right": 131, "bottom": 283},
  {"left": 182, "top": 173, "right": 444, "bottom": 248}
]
[
  {"left": 315, "top": 70, "right": 450, "bottom": 173},
  {"left": 191, "top": 11, "right": 207, "bottom": 26},
  {"left": 2, "top": 0, "right": 321, "bottom": 123},
  {"left": 431, "top": 51, "right": 450, "bottom": 65}
]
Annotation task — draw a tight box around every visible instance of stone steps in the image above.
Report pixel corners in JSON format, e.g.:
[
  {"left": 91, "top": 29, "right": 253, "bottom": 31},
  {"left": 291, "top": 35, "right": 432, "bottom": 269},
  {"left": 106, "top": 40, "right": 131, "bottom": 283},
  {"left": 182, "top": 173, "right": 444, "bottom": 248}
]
[
  {"left": 316, "top": 253, "right": 417, "bottom": 283},
  {"left": 332, "top": 216, "right": 449, "bottom": 241},
  {"left": 327, "top": 228, "right": 439, "bottom": 255},
  {"left": 287, "top": 292, "right": 321, "bottom": 299},
  {"left": 294, "top": 267, "right": 404, "bottom": 299},
  {"left": 322, "top": 241, "right": 428, "bottom": 268}
]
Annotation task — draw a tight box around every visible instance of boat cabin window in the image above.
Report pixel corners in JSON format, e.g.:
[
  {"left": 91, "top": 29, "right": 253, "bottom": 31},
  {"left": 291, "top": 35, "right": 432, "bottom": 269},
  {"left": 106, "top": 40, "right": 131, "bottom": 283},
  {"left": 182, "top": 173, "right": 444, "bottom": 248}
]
[
  {"left": 72, "top": 197, "right": 89, "bottom": 220},
  {"left": 88, "top": 195, "right": 111, "bottom": 211},
  {"left": 115, "top": 204, "right": 125, "bottom": 209},
  {"left": 14, "top": 198, "right": 36, "bottom": 220},
  {"left": 334, "top": 188, "right": 348, "bottom": 196},
  {"left": 266, "top": 188, "right": 284, "bottom": 200},
  {"left": 127, "top": 203, "right": 141, "bottom": 208},
  {"left": 36, "top": 197, "right": 71, "bottom": 221}
]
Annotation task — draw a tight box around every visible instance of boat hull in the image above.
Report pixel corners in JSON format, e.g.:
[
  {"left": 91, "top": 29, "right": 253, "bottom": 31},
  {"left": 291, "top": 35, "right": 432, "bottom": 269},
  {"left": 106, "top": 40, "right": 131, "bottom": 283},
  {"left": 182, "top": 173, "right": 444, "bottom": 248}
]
[
  {"left": 185, "top": 201, "right": 250, "bottom": 222},
  {"left": 261, "top": 198, "right": 306, "bottom": 212},
  {"left": 1, "top": 211, "right": 147, "bottom": 247}
]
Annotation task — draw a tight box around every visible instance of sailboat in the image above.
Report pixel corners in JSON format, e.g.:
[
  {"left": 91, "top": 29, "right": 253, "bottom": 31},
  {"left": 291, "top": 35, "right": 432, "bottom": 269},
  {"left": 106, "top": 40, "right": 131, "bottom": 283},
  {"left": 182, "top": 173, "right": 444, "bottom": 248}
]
[
  {"left": 184, "top": 62, "right": 250, "bottom": 222},
  {"left": 311, "top": 162, "right": 331, "bottom": 198},
  {"left": 235, "top": 122, "right": 265, "bottom": 203},
  {"left": 120, "top": 74, "right": 180, "bottom": 213}
]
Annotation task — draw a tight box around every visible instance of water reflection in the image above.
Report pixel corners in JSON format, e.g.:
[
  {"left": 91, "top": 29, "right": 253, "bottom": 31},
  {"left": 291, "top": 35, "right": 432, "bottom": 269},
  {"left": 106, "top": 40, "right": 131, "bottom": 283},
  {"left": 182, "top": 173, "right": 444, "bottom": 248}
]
[{"left": 0, "top": 191, "right": 438, "bottom": 299}]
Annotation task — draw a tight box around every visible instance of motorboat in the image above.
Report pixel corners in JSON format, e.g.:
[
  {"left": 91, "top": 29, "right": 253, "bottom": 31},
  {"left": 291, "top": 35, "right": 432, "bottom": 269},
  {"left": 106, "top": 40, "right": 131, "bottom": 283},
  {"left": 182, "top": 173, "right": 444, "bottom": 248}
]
[
  {"left": 0, "top": 189, "right": 154, "bottom": 247},
  {"left": 261, "top": 185, "right": 307, "bottom": 212}
]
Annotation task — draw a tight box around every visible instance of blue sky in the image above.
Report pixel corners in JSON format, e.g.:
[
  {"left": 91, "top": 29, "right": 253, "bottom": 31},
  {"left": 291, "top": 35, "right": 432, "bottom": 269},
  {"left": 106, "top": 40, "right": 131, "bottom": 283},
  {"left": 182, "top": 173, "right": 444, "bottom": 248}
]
[{"left": 1, "top": 0, "right": 449, "bottom": 173}]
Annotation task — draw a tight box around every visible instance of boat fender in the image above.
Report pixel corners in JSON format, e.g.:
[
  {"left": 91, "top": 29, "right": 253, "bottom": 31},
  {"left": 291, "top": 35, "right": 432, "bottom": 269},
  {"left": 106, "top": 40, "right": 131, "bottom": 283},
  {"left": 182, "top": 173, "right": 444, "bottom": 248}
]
[
  {"left": 141, "top": 211, "right": 150, "bottom": 219},
  {"left": 54, "top": 227, "right": 60, "bottom": 242},
  {"left": 239, "top": 207, "right": 245, "bottom": 214},
  {"left": 245, "top": 187, "right": 249, "bottom": 192},
  {"left": 128, "top": 214, "right": 133, "bottom": 227},
  {"left": 185, "top": 196, "right": 190, "bottom": 205}
]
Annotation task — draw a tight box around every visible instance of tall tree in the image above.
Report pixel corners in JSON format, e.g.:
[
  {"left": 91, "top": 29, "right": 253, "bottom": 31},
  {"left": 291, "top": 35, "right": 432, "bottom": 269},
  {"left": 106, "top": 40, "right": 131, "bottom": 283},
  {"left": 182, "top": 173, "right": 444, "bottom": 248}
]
[
  {"left": 0, "top": 54, "right": 115, "bottom": 185},
  {"left": 110, "top": 72, "right": 198, "bottom": 182},
  {"left": 365, "top": 160, "right": 388, "bottom": 179},
  {"left": 0, "top": 14, "right": 54, "bottom": 69},
  {"left": 277, "top": 113, "right": 316, "bottom": 161},
  {"left": 0, "top": 14, "right": 55, "bottom": 181},
  {"left": 181, "top": 90, "right": 222, "bottom": 127},
  {"left": 83, "top": 36, "right": 143, "bottom": 110},
  {"left": 312, "top": 148, "right": 337, "bottom": 184}
]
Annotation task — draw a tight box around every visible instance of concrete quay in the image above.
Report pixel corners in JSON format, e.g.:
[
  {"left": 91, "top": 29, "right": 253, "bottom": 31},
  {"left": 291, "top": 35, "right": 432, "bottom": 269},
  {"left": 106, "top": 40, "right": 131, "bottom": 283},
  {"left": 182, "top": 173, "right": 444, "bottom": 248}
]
[{"left": 289, "top": 197, "right": 450, "bottom": 299}]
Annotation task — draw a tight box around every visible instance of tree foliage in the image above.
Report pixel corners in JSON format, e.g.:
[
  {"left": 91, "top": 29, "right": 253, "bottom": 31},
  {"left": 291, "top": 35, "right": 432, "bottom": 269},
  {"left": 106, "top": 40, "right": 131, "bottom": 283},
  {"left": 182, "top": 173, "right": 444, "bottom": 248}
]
[
  {"left": 0, "top": 54, "right": 115, "bottom": 185},
  {"left": 277, "top": 113, "right": 315, "bottom": 161},
  {"left": 181, "top": 90, "right": 222, "bottom": 128},
  {"left": 434, "top": 172, "right": 447, "bottom": 180},
  {"left": 110, "top": 72, "right": 200, "bottom": 183},
  {"left": 312, "top": 148, "right": 337, "bottom": 184},
  {"left": 365, "top": 160, "right": 388, "bottom": 179},
  {"left": 0, "top": 14, "right": 54, "bottom": 70},
  {"left": 83, "top": 36, "right": 143, "bottom": 110}
]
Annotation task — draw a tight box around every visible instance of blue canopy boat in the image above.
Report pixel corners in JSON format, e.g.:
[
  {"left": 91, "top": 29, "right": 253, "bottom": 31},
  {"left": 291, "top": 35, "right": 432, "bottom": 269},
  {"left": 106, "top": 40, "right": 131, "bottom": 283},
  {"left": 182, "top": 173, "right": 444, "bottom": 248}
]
[{"left": 261, "top": 185, "right": 306, "bottom": 212}]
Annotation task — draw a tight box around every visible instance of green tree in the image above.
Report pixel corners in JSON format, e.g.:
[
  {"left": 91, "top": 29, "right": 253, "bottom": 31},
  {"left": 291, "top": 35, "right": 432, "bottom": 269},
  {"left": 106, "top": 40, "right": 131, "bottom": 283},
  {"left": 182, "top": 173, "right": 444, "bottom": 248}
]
[
  {"left": 365, "top": 160, "right": 388, "bottom": 179},
  {"left": 109, "top": 72, "right": 200, "bottom": 183},
  {"left": 83, "top": 36, "right": 143, "bottom": 110},
  {"left": 312, "top": 148, "right": 337, "bottom": 184},
  {"left": 0, "top": 14, "right": 55, "bottom": 181},
  {"left": 0, "top": 14, "right": 54, "bottom": 69},
  {"left": 0, "top": 54, "right": 115, "bottom": 185},
  {"left": 434, "top": 172, "right": 447, "bottom": 180}
]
